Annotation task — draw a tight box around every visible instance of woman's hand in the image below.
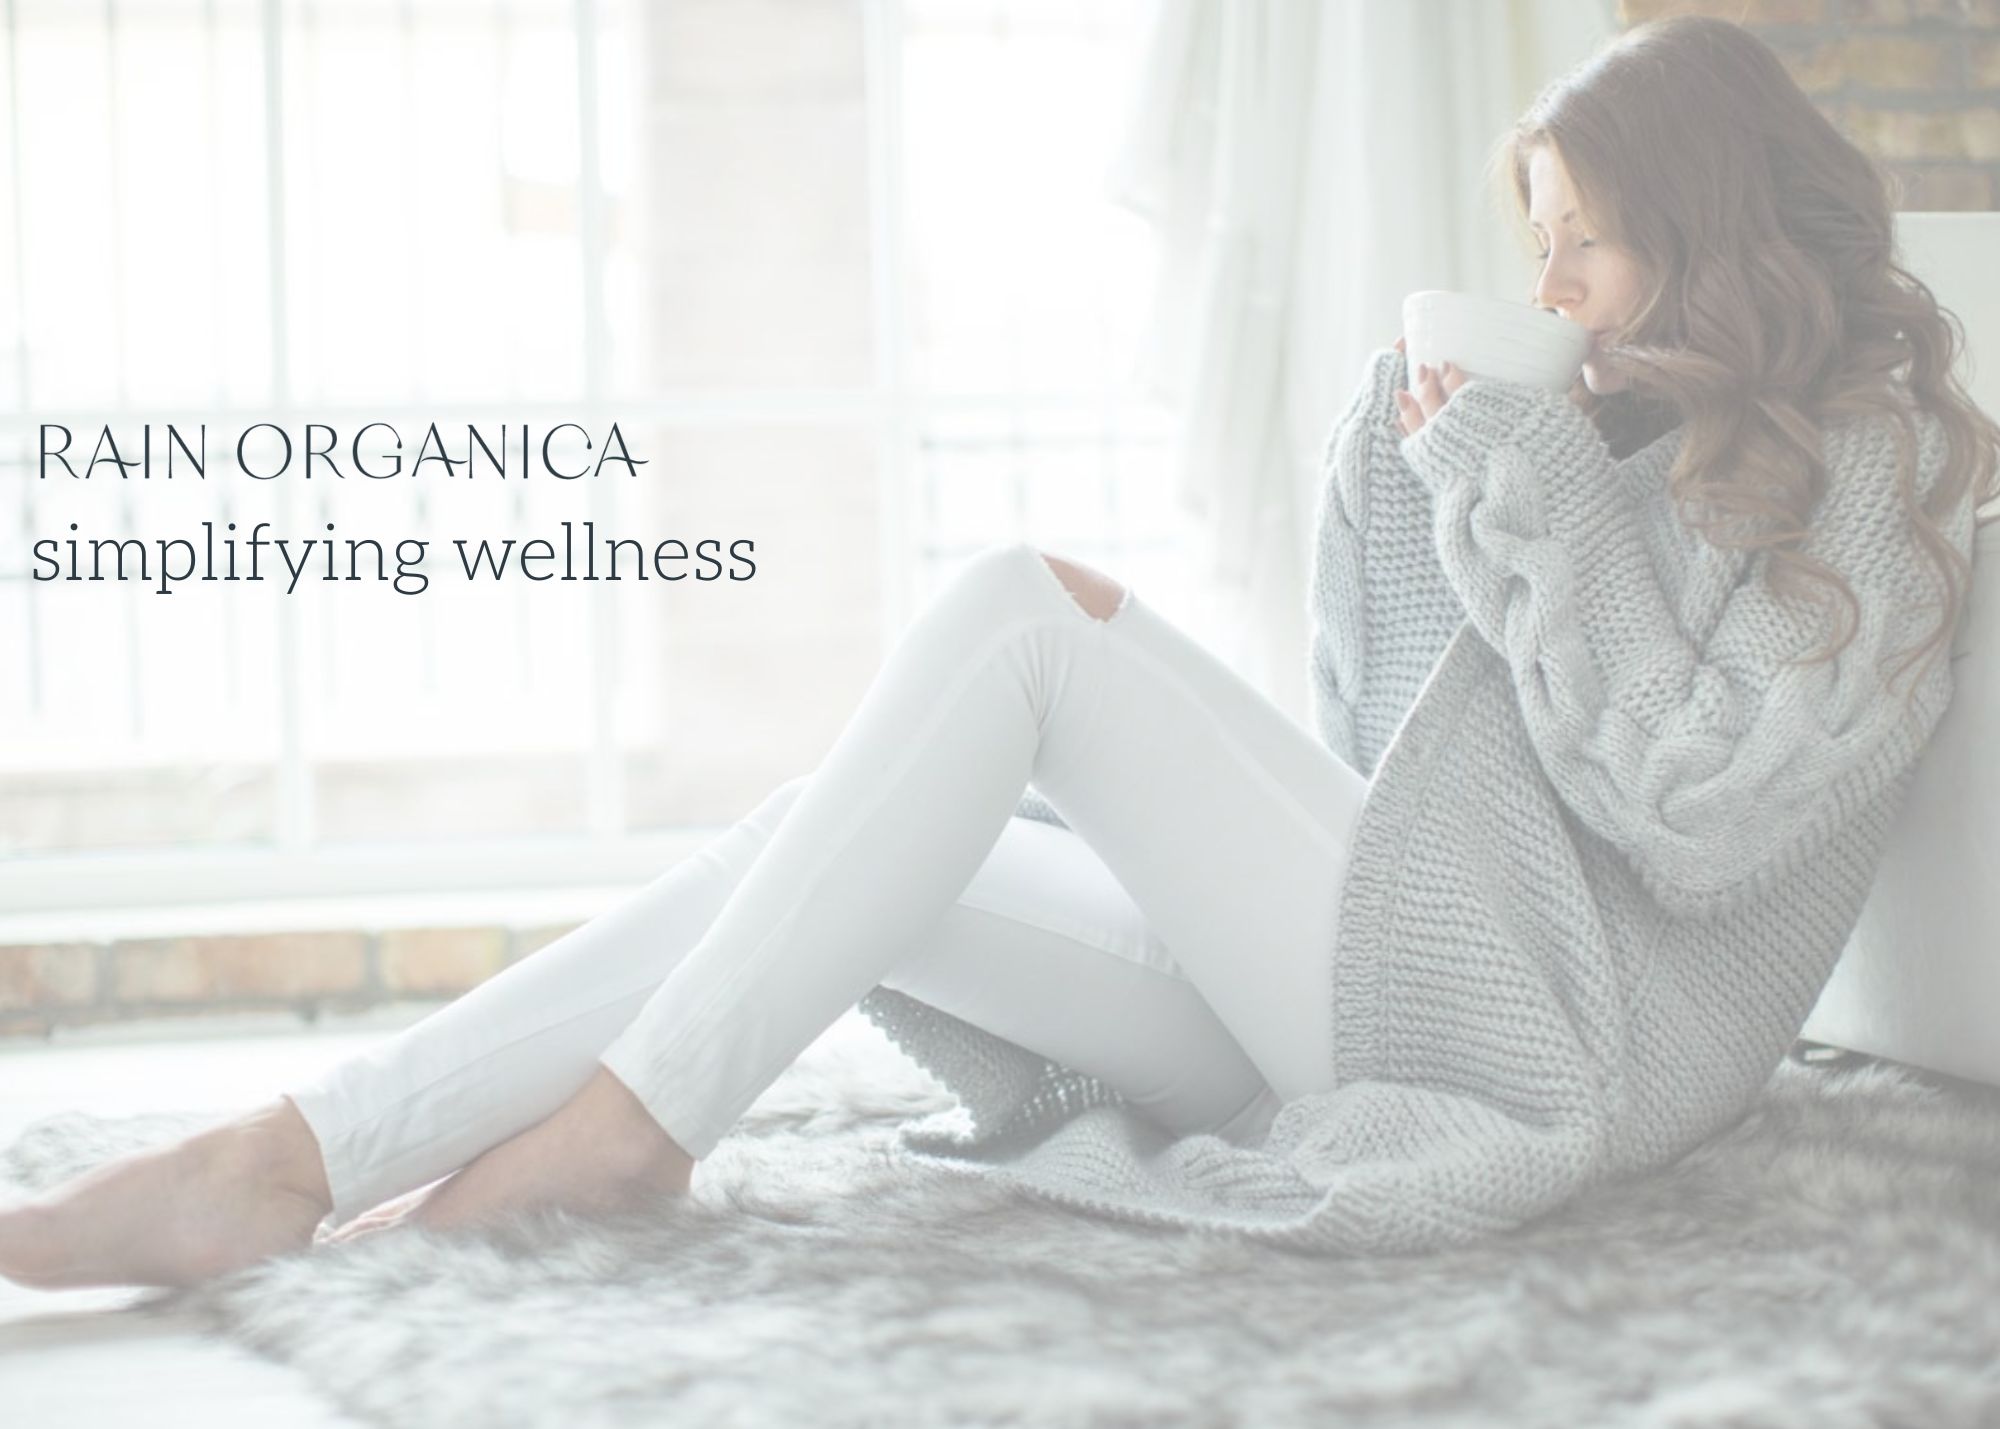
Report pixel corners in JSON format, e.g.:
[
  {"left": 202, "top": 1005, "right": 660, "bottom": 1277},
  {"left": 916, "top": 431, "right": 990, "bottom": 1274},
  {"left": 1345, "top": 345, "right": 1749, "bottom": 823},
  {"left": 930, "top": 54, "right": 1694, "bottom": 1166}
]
[{"left": 1392, "top": 335, "right": 1468, "bottom": 437}]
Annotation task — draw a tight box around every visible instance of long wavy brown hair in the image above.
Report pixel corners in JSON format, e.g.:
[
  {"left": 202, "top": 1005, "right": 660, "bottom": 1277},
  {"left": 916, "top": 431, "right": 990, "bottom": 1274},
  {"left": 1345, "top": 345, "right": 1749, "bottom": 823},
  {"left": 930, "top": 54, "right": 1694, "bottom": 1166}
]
[{"left": 1486, "top": 14, "right": 1999, "bottom": 709}]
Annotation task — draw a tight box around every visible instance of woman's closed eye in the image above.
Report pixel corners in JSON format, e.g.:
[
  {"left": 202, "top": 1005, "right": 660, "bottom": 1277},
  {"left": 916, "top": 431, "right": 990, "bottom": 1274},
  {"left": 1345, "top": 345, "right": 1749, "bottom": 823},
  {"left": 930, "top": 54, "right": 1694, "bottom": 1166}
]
[{"left": 1533, "top": 239, "right": 1595, "bottom": 261}]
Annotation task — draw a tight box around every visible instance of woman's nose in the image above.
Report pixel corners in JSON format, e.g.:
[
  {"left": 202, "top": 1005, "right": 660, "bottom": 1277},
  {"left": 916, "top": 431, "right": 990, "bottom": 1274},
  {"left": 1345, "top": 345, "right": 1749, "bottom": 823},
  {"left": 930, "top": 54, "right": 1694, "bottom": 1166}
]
[
  {"left": 1534, "top": 268, "right": 1582, "bottom": 318},
  {"left": 1536, "top": 276, "right": 1584, "bottom": 318}
]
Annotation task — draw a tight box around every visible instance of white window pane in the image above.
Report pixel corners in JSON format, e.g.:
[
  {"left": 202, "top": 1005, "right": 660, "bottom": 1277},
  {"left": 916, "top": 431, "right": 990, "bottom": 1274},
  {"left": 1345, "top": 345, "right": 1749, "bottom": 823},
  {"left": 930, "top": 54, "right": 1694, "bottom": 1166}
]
[
  {"left": 0, "top": 0, "right": 1190, "bottom": 889},
  {"left": 902, "top": 0, "right": 1158, "bottom": 395}
]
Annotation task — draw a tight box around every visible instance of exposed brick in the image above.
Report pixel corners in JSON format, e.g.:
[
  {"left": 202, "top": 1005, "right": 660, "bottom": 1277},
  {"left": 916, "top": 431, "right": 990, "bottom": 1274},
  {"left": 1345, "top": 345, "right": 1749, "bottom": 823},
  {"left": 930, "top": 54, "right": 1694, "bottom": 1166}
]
[
  {"left": 0, "top": 943, "right": 99, "bottom": 1011},
  {"left": 1618, "top": 0, "right": 1748, "bottom": 22},
  {"left": 1831, "top": 35, "right": 1954, "bottom": 87},
  {"left": 112, "top": 932, "right": 369, "bottom": 1005},
  {"left": 1623, "top": 0, "right": 1829, "bottom": 18},
  {"left": 1896, "top": 163, "right": 1997, "bottom": 205},
  {"left": 1781, "top": 42, "right": 1849, "bottom": 94},
  {"left": 1915, "top": 0, "right": 2000, "bottom": 24},
  {"left": 379, "top": 926, "right": 509, "bottom": 995},
  {"left": 202, "top": 932, "right": 370, "bottom": 999},
  {"left": 509, "top": 922, "right": 585, "bottom": 963},
  {"left": 1840, "top": 0, "right": 1910, "bottom": 19},
  {"left": 1963, "top": 106, "right": 2000, "bottom": 157},
  {"left": 109, "top": 938, "right": 203, "bottom": 1001},
  {"left": 1841, "top": 105, "right": 1970, "bottom": 158},
  {"left": 1973, "top": 38, "right": 2000, "bottom": 84},
  {"left": 1745, "top": 0, "right": 1831, "bottom": 20}
]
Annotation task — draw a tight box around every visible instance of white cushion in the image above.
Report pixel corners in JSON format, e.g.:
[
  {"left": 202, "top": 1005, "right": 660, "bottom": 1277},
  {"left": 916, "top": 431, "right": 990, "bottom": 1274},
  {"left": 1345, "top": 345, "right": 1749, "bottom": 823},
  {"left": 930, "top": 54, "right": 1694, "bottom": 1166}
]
[{"left": 1800, "top": 212, "right": 2000, "bottom": 1086}]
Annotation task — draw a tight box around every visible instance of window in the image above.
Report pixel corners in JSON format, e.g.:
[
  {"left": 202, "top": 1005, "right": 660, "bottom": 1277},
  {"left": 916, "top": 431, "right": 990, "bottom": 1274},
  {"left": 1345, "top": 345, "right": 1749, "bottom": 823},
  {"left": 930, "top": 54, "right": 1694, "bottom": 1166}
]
[{"left": 0, "top": 0, "right": 1181, "bottom": 912}]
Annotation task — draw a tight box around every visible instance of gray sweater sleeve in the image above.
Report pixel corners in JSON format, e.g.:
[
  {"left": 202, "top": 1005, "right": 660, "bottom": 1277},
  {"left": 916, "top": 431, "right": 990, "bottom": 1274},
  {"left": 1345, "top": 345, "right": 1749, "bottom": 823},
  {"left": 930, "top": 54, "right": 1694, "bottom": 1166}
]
[
  {"left": 1308, "top": 347, "right": 1469, "bottom": 778},
  {"left": 1396, "top": 377, "right": 1968, "bottom": 920}
]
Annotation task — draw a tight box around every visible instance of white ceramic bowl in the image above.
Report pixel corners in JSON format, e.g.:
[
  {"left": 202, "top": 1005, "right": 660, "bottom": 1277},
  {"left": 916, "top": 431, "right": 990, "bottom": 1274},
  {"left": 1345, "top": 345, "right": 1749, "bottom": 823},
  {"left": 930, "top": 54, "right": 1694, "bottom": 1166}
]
[{"left": 1401, "top": 290, "right": 1593, "bottom": 392}]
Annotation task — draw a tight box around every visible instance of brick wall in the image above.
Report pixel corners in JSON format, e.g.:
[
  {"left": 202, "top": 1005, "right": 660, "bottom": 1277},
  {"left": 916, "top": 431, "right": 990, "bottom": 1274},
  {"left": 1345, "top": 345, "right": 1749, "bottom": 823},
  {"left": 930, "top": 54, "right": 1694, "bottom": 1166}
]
[
  {"left": 1618, "top": 0, "right": 2000, "bottom": 209},
  {"left": 0, "top": 921, "right": 584, "bottom": 1038}
]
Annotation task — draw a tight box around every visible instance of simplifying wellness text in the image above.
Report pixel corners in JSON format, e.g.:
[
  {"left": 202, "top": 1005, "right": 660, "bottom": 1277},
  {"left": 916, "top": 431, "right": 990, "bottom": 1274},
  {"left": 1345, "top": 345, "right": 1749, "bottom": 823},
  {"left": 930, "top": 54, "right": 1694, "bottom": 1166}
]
[{"left": 30, "top": 421, "right": 757, "bottom": 597}]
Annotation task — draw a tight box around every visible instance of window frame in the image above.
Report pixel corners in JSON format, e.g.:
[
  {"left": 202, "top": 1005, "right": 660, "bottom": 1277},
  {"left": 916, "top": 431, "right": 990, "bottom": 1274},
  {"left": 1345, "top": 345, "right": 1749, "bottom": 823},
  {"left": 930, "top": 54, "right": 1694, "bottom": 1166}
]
[{"left": 0, "top": 0, "right": 1171, "bottom": 916}]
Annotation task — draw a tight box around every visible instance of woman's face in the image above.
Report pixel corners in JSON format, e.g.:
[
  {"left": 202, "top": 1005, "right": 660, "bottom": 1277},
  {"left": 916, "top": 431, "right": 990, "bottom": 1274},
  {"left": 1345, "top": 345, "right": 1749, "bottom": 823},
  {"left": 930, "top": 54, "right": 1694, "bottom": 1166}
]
[{"left": 1526, "top": 146, "right": 1648, "bottom": 396}]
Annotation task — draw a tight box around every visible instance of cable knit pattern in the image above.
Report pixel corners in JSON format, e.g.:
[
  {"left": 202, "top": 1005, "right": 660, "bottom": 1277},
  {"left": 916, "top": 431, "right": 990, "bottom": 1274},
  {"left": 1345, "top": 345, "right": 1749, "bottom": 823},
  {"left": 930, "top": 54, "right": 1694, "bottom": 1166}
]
[
  {"left": 1397, "top": 364, "right": 1963, "bottom": 920},
  {"left": 855, "top": 346, "right": 1975, "bottom": 1255}
]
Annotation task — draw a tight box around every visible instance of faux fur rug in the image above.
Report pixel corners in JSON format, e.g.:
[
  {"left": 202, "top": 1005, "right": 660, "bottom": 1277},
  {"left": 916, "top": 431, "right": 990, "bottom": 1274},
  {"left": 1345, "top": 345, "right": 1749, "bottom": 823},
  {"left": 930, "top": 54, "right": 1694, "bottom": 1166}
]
[{"left": 6, "top": 1014, "right": 2000, "bottom": 1429}]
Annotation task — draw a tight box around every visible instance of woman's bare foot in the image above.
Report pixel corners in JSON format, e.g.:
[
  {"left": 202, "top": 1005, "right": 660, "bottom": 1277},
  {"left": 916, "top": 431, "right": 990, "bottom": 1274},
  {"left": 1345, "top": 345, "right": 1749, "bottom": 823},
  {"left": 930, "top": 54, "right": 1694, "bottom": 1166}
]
[
  {"left": 406, "top": 1066, "right": 694, "bottom": 1235},
  {"left": 0, "top": 1097, "right": 334, "bottom": 1290}
]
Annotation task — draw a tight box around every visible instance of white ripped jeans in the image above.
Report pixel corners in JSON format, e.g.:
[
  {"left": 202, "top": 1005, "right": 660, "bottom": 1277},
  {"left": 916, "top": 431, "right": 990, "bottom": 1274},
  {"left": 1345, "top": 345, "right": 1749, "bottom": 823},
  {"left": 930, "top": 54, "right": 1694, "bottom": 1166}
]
[{"left": 287, "top": 540, "right": 1371, "bottom": 1226}]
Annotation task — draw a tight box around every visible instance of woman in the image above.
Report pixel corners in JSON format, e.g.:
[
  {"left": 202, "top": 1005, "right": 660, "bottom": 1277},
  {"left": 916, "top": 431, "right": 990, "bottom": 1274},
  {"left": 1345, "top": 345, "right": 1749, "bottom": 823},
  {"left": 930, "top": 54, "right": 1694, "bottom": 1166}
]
[{"left": 4, "top": 14, "right": 1995, "bottom": 1285}]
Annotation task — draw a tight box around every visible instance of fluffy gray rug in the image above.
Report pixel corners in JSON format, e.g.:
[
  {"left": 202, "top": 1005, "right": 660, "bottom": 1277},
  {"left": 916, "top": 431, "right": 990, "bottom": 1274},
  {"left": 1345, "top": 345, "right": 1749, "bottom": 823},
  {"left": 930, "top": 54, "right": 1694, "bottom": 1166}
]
[{"left": 6, "top": 1013, "right": 2000, "bottom": 1429}]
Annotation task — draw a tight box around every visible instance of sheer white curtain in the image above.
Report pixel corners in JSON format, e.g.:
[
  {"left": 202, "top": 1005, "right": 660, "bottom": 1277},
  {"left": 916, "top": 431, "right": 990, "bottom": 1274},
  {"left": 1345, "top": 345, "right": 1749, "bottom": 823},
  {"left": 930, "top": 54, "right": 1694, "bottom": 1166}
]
[{"left": 1104, "top": 0, "right": 1620, "bottom": 717}]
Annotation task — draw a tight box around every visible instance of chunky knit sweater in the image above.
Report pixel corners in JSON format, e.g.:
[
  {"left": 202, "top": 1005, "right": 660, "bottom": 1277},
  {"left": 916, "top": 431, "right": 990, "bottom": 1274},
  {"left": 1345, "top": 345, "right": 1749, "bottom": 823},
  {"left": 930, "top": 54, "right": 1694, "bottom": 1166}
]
[{"left": 855, "top": 345, "right": 1974, "bottom": 1255}]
